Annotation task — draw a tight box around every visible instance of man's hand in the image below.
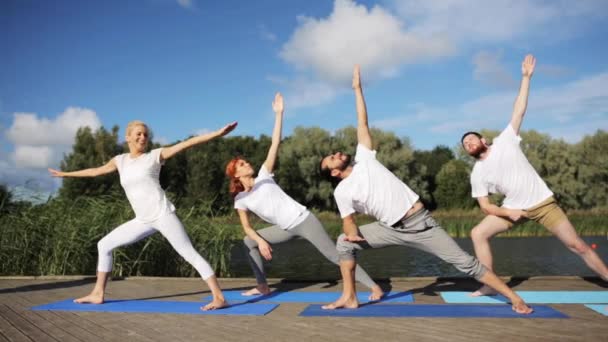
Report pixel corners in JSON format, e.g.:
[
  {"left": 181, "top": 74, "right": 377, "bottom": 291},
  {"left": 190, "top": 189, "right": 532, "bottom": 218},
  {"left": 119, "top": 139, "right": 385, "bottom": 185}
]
[
  {"left": 508, "top": 209, "right": 528, "bottom": 222},
  {"left": 272, "top": 92, "right": 284, "bottom": 114},
  {"left": 521, "top": 54, "right": 536, "bottom": 78},
  {"left": 343, "top": 234, "right": 366, "bottom": 242}
]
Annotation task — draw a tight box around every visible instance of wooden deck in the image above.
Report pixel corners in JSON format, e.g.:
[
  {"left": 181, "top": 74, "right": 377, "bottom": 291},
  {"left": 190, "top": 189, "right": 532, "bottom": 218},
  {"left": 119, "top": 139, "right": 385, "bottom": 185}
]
[{"left": 0, "top": 276, "right": 606, "bottom": 341}]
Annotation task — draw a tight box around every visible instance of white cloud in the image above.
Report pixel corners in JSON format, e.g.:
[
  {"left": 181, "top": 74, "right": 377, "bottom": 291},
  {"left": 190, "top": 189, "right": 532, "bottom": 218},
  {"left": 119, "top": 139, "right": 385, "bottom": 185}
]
[
  {"left": 5, "top": 107, "right": 101, "bottom": 169},
  {"left": 375, "top": 71, "right": 608, "bottom": 142},
  {"left": 12, "top": 146, "right": 55, "bottom": 169},
  {"left": 176, "top": 0, "right": 195, "bottom": 10},
  {"left": 7, "top": 107, "right": 101, "bottom": 146},
  {"left": 472, "top": 50, "right": 516, "bottom": 88},
  {"left": 390, "top": 0, "right": 608, "bottom": 44},
  {"left": 280, "top": 0, "right": 453, "bottom": 85}
]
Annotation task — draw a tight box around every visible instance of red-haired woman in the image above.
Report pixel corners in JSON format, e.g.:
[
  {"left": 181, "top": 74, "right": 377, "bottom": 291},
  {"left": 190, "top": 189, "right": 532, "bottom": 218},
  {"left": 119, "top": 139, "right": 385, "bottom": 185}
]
[{"left": 225, "top": 93, "right": 382, "bottom": 298}]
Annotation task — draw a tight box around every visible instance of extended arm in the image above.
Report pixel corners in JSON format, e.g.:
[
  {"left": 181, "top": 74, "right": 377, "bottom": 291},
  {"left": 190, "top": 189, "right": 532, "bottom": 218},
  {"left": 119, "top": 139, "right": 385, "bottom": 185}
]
[
  {"left": 160, "top": 121, "right": 237, "bottom": 161},
  {"left": 353, "top": 65, "right": 372, "bottom": 149},
  {"left": 510, "top": 54, "right": 536, "bottom": 135},
  {"left": 262, "top": 93, "right": 284, "bottom": 173},
  {"left": 48, "top": 159, "right": 117, "bottom": 178}
]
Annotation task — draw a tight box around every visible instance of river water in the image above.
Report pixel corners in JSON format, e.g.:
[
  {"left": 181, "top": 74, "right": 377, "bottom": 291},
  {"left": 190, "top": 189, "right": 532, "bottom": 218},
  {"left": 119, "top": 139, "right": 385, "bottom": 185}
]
[{"left": 228, "top": 236, "right": 608, "bottom": 279}]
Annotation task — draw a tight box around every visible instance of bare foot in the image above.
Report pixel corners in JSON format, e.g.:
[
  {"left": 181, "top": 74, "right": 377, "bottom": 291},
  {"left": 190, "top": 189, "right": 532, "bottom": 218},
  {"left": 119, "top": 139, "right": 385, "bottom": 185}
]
[
  {"left": 511, "top": 300, "right": 533, "bottom": 315},
  {"left": 201, "top": 299, "right": 228, "bottom": 311},
  {"left": 368, "top": 286, "right": 384, "bottom": 301},
  {"left": 321, "top": 295, "right": 359, "bottom": 310},
  {"left": 470, "top": 285, "right": 498, "bottom": 297},
  {"left": 241, "top": 285, "right": 271, "bottom": 296},
  {"left": 74, "top": 292, "right": 104, "bottom": 304}
]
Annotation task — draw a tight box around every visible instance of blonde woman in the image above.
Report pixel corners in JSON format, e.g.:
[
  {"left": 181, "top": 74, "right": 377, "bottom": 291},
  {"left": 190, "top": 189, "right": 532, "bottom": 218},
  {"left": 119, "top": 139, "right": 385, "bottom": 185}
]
[{"left": 49, "top": 120, "right": 237, "bottom": 310}]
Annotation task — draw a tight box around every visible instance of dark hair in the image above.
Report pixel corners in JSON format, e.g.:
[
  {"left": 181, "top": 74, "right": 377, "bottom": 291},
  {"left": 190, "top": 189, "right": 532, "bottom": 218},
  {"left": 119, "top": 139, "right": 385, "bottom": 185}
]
[
  {"left": 461, "top": 131, "right": 482, "bottom": 146},
  {"left": 319, "top": 157, "right": 340, "bottom": 187}
]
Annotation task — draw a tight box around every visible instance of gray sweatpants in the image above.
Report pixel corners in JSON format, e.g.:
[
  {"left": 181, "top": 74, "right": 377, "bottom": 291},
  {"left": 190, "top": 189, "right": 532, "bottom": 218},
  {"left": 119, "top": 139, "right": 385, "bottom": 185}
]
[
  {"left": 243, "top": 212, "right": 377, "bottom": 289},
  {"left": 336, "top": 209, "right": 487, "bottom": 279}
]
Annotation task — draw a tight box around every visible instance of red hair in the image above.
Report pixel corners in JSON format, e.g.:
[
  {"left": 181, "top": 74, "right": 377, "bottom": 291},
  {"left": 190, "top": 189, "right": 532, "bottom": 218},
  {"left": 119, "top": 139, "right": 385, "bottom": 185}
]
[{"left": 225, "top": 157, "right": 245, "bottom": 198}]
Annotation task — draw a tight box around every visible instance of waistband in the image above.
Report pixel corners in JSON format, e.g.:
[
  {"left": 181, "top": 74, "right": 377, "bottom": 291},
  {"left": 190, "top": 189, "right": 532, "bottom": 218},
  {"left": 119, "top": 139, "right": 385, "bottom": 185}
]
[{"left": 390, "top": 208, "right": 433, "bottom": 233}]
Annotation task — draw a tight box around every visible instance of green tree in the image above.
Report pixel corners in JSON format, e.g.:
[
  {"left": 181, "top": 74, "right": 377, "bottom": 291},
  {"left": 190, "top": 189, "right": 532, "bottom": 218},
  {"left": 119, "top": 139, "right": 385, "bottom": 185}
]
[
  {"left": 434, "top": 159, "right": 475, "bottom": 209},
  {"left": 575, "top": 130, "right": 608, "bottom": 209},
  {"left": 413, "top": 145, "right": 454, "bottom": 209},
  {"left": 59, "top": 126, "right": 124, "bottom": 199},
  {"left": 0, "top": 184, "right": 12, "bottom": 212}
]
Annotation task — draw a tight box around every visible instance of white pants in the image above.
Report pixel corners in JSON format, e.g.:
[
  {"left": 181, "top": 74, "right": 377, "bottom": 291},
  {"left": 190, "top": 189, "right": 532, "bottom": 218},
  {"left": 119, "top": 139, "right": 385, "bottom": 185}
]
[{"left": 97, "top": 212, "right": 215, "bottom": 280}]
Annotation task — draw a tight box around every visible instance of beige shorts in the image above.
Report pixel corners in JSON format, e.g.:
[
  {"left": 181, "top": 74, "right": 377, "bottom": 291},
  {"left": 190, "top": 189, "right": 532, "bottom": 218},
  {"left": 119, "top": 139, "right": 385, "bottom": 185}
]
[{"left": 499, "top": 196, "right": 568, "bottom": 230}]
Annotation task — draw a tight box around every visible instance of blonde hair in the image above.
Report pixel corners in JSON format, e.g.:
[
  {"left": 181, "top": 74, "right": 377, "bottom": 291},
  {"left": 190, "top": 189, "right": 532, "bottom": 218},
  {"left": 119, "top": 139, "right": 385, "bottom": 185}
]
[{"left": 126, "top": 120, "right": 148, "bottom": 136}]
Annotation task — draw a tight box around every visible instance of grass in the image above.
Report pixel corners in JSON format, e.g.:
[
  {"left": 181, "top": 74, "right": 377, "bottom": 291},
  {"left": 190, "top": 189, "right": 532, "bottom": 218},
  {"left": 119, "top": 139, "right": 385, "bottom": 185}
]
[{"left": 1, "top": 197, "right": 606, "bottom": 277}]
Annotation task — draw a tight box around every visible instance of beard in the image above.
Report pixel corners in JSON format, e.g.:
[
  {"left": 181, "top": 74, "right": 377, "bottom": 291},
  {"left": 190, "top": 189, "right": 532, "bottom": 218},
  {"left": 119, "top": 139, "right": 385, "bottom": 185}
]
[
  {"left": 469, "top": 144, "right": 488, "bottom": 159},
  {"left": 337, "top": 154, "right": 352, "bottom": 171}
]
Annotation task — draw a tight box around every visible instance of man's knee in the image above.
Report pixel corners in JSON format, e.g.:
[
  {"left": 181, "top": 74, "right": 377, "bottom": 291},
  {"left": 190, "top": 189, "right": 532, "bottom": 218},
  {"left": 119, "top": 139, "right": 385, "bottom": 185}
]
[
  {"left": 453, "top": 254, "right": 486, "bottom": 279},
  {"left": 336, "top": 234, "right": 357, "bottom": 260},
  {"left": 567, "top": 239, "right": 589, "bottom": 255},
  {"left": 470, "top": 225, "right": 487, "bottom": 242}
]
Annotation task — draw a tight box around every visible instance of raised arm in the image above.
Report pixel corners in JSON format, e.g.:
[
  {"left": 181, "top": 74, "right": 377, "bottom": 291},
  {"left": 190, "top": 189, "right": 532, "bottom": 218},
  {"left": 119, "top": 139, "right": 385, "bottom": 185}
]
[
  {"left": 262, "top": 92, "right": 284, "bottom": 173},
  {"left": 510, "top": 54, "right": 536, "bottom": 135},
  {"left": 353, "top": 65, "right": 372, "bottom": 149},
  {"left": 160, "top": 121, "right": 237, "bottom": 161},
  {"left": 237, "top": 209, "right": 273, "bottom": 260},
  {"left": 48, "top": 159, "right": 117, "bottom": 178}
]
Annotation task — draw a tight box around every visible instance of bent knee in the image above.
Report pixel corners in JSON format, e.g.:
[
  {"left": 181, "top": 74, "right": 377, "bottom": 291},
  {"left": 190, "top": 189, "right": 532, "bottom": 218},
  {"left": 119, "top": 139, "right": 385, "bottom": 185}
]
[
  {"left": 97, "top": 238, "right": 113, "bottom": 254},
  {"left": 470, "top": 226, "right": 489, "bottom": 241}
]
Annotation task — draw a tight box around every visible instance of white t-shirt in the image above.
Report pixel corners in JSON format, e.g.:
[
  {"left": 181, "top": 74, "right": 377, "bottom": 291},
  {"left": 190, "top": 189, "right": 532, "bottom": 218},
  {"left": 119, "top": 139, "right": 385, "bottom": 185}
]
[
  {"left": 470, "top": 124, "right": 553, "bottom": 209},
  {"left": 234, "top": 165, "right": 308, "bottom": 230},
  {"left": 333, "top": 144, "right": 420, "bottom": 226},
  {"left": 114, "top": 148, "right": 175, "bottom": 223}
]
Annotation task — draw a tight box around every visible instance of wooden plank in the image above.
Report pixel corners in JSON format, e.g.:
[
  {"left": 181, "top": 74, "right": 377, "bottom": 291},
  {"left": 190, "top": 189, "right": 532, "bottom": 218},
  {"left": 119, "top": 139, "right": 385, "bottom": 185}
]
[
  {"left": 0, "top": 306, "right": 55, "bottom": 342},
  {"left": 36, "top": 311, "right": 103, "bottom": 342},
  {"left": 8, "top": 309, "right": 81, "bottom": 342},
  {"left": 0, "top": 307, "right": 33, "bottom": 342}
]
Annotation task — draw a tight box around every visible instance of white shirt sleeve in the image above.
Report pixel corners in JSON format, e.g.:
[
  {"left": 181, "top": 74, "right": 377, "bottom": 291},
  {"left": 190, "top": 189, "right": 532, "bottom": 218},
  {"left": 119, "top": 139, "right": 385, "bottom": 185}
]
[
  {"left": 495, "top": 124, "right": 522, "bottom": 146},
  {"left": 470, "top": 171, "right": 488, "bottom": 198},
  {"left": 354, "top": 144, "right": 377, "bottom": 162},
  {"left": 113, "top": 155, "right": 123, "bottom": 173},
  {"left": 234, "top": 193, "right": 248, "bottom": 210},
  {"left": 334, "top": 188, "right": 356, "bottom": 218},
  {"left": 151, "top": 148, "right": 165, "bottom": 165},
  {"left": 257, "top": 164, "right": 274, "bottom": 180}
]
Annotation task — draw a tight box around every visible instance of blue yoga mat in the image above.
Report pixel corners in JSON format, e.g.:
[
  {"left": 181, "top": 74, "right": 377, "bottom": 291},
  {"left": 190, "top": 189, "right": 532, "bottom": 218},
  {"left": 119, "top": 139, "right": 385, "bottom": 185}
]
[
  {"left": 203, "top": 291, "right": 413, "bottom": 303},
  {"left": 299, "top": 304, "right": 568, "bottom": 318},
  {"left": 31, "top": 299, "right": 278, "bottom": 316},
  {"left": 585, "top": 304, "right": 608, "bottom": 316},
  {"left": 440, "top": 291, "right": 608, "bottom": 304}
]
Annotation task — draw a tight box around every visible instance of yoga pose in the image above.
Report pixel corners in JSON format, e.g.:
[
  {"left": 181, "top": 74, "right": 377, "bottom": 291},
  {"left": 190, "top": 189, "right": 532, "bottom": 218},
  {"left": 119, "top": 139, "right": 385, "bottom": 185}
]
[
  {"left": 318, "top": 65, "right": 532, "bottom": 314},
  {"left": 462, "top": 54, "right": 608, "bottom": 296},
  {"left": 225, "top": 92, "right": 383, "bottom": 299},
  {"left": 49, "top": 120, "right": 237, "bottom": 310}
]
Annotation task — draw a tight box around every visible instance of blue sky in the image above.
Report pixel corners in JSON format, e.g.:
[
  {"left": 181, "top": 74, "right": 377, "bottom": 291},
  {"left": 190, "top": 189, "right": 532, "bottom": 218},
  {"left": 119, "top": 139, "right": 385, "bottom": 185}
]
[{"left": 2, "top": 0, "right": 608, "bottom": 196}]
